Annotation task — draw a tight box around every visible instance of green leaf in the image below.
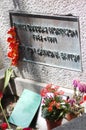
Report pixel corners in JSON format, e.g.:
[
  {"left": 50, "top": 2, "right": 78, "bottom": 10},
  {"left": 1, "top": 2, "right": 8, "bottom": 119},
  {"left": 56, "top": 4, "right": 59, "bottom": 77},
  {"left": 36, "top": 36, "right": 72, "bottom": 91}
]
[
  {"left": 57, "top": 111, "right": 64, "bottom": 120},
  {"left": 3, "top": 67, "right": 13, "bottom": 91},
  {"left": 42, "top": 108, "right": 50, "bottom": 118}
]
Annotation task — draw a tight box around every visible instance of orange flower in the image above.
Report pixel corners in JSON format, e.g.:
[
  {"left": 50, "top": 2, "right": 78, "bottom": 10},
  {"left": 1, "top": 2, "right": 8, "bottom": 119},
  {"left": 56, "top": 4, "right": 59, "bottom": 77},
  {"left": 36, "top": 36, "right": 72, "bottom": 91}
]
[
  {"left": 46, "top": 84, "right": 60, "bottom": 93},
  {"left": 40, "top": 88, "right": 48, "bottom": 97},
  {"left": 48, "top": 106, "right": 53, "bottom": 112},
  {"left": 40, "top": 84, "right": 70, "bottom": 121},
  {"left": 54, "top": 90, "right": 64, "bottom": 96},
  {"left": 58, "top": 90, "right": 64, "bottom": 95},
  {"left": 49, "top": 101, "right": 56, "bottom": 107},
  {"left": 7, "top": 51, "right": 14, "bottom": 58},
  {"left": 7, "top": 37, "right": 16, "bottom": 43},
  {"left": 56, "top": 103, "right": 60, "bottom": 109},
  {"left": 7, "top": 26, "right": 16, "bottom": 37},
  {"left": 46, "top": 84, "right": 52, "bottom": 89},
  {"left": 11, "top": 58, "right": 19, "bottom": 66},
  {"left": 8, "top": 42, "right": 17, "bottom": 49},
  {"left": 7, "top": 26, "right": 20, "bottom": 66}
]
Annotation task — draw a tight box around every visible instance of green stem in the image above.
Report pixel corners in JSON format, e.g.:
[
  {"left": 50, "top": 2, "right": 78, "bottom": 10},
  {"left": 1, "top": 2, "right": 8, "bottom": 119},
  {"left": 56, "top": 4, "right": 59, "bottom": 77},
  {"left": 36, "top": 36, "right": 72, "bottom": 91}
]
[{"left": 0, "top": 102, "right": 11, "bottom": 129}]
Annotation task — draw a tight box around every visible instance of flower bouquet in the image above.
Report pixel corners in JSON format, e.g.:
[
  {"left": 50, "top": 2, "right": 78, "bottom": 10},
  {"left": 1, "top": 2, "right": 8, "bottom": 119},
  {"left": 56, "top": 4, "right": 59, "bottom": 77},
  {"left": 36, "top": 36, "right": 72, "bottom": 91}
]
[
  {"left": 40, "top": 84, "right": 70, "bottom": 129},
  {"left": 66, "top": 79, "right": 85, "bottom": 120},
  {"left": 0, "top": 26, "right": 20, "bottom": 130}
]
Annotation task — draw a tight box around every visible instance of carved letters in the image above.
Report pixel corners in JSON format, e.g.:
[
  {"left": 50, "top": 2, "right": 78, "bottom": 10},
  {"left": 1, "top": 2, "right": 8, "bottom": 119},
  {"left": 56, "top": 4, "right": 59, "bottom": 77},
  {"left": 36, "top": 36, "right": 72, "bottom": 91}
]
[
  {"left": 19, "top": 46, "right": 80, "bottom": 63},
  {"left": 14, "top": 23, "right": 78, "bottom": 38}
]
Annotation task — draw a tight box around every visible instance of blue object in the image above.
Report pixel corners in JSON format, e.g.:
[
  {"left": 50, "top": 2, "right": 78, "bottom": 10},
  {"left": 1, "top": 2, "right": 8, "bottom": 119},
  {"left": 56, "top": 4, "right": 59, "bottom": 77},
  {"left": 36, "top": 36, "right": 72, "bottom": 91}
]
[{"left": 8, "top": 89, "right": 41, "bottom": 128}]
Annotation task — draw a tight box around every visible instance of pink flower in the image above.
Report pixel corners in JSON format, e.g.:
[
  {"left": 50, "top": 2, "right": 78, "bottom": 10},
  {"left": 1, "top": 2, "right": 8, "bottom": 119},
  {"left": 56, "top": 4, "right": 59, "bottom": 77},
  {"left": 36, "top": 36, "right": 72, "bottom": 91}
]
[
  {"left": 68, "top": 99, "right": 75, "bottom": 106},
  {"left": 83, "top": 84, "right": 86, "bottom": 93},
  {"left": 40, "top": 84, "right": 52, "bottom": 97},
  {"left": 78, "top": 83, "right": 85, "bottom": 93},
  {"left": 46, "top": 84, "right": 52, "bottom": 89},
  {"left": 40, "top": 88, "right": 48, "bottom": 97},
  {"left": 73, "top": 79, "right": 80, "bottom": 88}
]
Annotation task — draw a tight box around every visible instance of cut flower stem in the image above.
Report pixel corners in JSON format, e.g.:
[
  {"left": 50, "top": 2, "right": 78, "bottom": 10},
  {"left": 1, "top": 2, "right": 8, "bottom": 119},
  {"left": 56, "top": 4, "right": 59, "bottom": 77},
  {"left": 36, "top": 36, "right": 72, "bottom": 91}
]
[{"left": 0, "top": 102, "right": 11, "bottom": 129}]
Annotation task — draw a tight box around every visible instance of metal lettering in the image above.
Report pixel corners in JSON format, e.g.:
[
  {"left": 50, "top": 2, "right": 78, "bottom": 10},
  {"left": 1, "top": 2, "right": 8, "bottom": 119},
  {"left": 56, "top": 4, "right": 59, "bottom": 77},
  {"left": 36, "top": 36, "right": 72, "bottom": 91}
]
[
  {"left": 14, "top": 23, "right": 78, "bottom": 38},
  {"left": 20, "top": 46, "right": 80, "bottom": 63}
]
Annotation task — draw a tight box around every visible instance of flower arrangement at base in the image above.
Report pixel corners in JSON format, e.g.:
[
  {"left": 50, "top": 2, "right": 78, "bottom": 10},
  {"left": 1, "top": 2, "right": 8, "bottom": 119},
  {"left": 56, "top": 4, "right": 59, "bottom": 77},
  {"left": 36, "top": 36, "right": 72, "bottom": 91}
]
[
  {"left": 66, "top": 79, "right": 85, "bottom": 120},
  {"left": 40, "top": 84, "right": 70, "bottom": 122}
]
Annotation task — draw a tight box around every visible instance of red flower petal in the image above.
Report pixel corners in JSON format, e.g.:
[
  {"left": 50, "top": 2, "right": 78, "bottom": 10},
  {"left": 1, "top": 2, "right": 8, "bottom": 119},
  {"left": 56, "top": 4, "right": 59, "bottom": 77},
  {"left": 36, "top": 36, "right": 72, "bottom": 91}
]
[
  {"left": 46, "top": 84, "right": 52, "bottom": 89},
  {"left": 7, "top": 37, "right": 16, "bottom": 43},
  {"left": 9, "top": 42, "right": 17, "bottom": 49},
  {"left": 23, "top": 128, "right": 32, "bottom": 130},
  {"left": 0, "top": 91, "right": 3, "bottom": 99},
  {"left": 40, "top": 88, "right": 48, "bottom": 97},
  {"left": 11, "top": 58, "right": 18, "bottom": 66},
  {"left": 7, "top": 27, "right": 16, "bottom": 37},
  {"left": 58, "top": 90, "right": 64, "bottom": 95},
  {"left": 7, "top": 51, "right": 14, "bottom": 58},
  {"left": 83, "top": 95, "right": 86, "bottom": 101},
  {"left": 7, "top": 26, "right": 20, "bottom": 66},
  {"left": 1, "top": 122, "right": 8, "bottom": 130},
  {"left": 48, "top": 106, "right": 53, "bottom": 112}
]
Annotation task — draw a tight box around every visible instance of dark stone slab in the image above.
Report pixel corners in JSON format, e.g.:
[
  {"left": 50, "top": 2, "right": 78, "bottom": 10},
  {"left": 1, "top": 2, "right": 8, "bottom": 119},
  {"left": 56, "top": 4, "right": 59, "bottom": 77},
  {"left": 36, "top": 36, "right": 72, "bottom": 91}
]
[{"left": 53, "top": 114, "right": 86, "bottom": 130}]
